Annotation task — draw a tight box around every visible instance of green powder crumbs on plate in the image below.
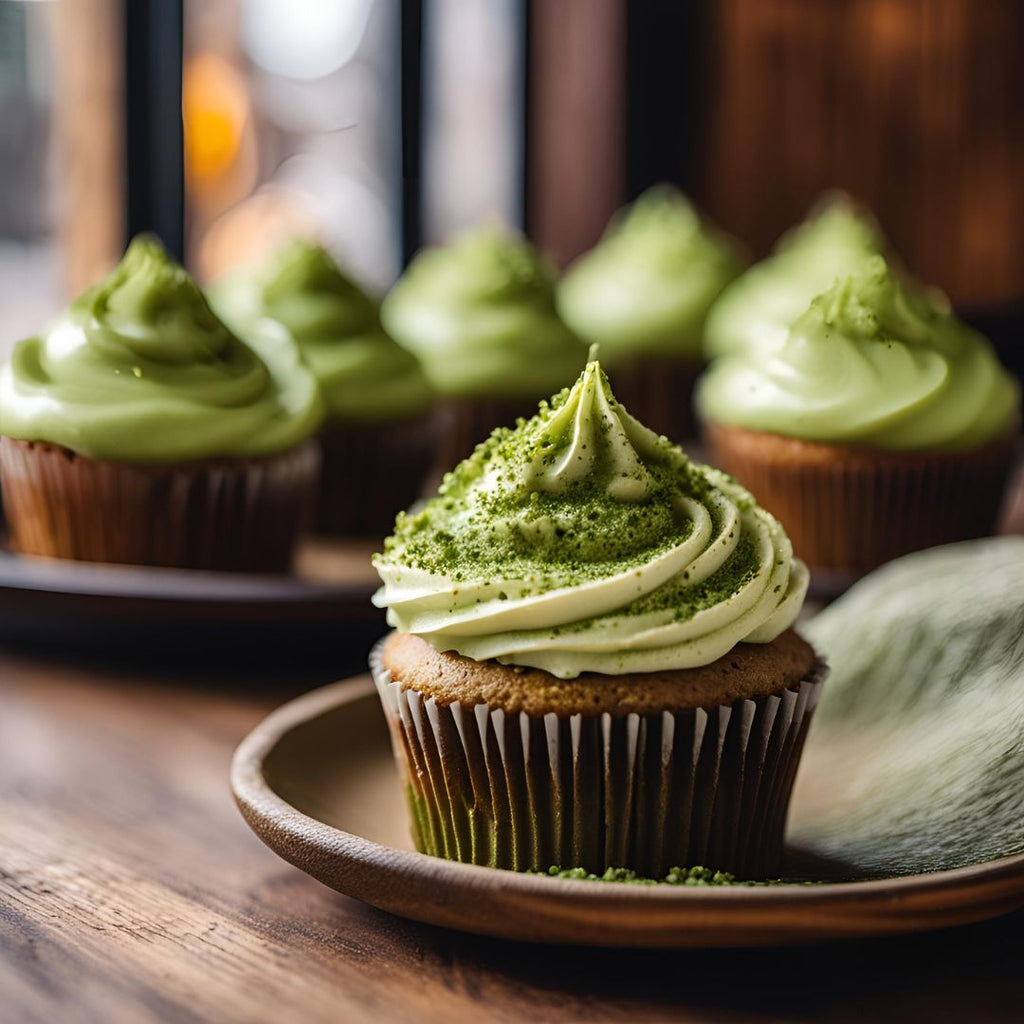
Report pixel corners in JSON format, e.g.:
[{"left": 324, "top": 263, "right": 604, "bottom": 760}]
[{"left": 536, "top": 866, "right": 816, "bottom": 886}]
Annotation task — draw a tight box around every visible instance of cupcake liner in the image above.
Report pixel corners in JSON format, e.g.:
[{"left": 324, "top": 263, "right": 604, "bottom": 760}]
[
  {"left": 435, "top": 397, "right": 541, "bottom": 471},
  {"left": 371, "top": 640, "right": 825, "bottom": 878},
  {"left": 0, "top": 437, "right": 319, "bottom": 572},
  {"left": 604, "top": 357, "right": 700, "bottom": 442},
  {"left": 706, "top": 423, "right": 1017, "bottom": 575},
  {"left": 314, "top": 412, "right": 438, "bottom": 537}
]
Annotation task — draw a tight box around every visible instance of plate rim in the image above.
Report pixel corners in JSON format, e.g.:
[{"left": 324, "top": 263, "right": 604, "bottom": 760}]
[
  {"left": 0, "top": 547, "right": 376, "bottom": 605},
  {"left": 231, "top": 674, "right": 1024, "bottom": 945}
]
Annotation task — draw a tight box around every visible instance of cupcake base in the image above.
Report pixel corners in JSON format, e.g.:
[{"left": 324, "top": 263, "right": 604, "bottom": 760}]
[
  {"left": 0, "top": 437, "right": 319, "bottom": 573},
  {"left": 605, "top": 357, "right": 701, "bottom": 442},
  {"left": 705, "top": 423, "right": 1017, "bottom": 575},
  {"left": 314, "top": 413, "right": 437, "bottom": 537},
  {"left": 372, "top": 633, "right": 826, "bottom": 878}
]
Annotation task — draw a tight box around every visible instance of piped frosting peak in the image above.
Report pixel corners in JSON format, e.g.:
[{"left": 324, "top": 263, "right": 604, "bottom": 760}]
[{"left": 520, "top": 361, "right": 662, "bottom": 501}]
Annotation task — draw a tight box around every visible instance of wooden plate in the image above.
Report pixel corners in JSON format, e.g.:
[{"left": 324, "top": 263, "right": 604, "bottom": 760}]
[
  {"left": 231, "top": 675, "right": 1024, "bottom": 948},
  {"left": 0, "top": 538, "right": 383, "bottom": 662}
]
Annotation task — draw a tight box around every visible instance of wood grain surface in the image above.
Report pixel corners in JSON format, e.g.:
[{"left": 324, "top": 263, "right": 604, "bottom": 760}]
[
  {"left": 2, "top": 645, "right": 1023, "bottom": 1023},
  {"left": 700, "top": 0, "right": 1024, "bottom": 310}
]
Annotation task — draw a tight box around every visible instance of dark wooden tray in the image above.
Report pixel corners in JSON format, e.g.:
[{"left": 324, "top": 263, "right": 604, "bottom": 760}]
[{"left": 0, "top": 539, "right": 384, "bottom": 664}]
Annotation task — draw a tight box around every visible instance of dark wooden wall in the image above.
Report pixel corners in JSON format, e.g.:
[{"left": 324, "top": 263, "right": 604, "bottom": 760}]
[
  {"left": 527, "top": 0, "right": 1024, "bottom": 320},
  {"left": 526, "top": 0, "right": 626, "bottom": 267},
  {"left": 700, "top": 0, "right": 1024, "bottom": 310}
]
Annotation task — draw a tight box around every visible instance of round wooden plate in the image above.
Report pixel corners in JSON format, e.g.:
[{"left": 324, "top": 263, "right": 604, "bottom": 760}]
[
  {"left": 231, "top": 675, "right": 1024, "bottom": 948},
  {"left": 0, "top": 538, "right": 383, "bottom": 660}
]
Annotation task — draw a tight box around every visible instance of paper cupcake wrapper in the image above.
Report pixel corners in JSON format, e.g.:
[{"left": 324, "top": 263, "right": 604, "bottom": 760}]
[
  {"left": 371, "top": 641, "right": 825, "bottom": 878},
  {"left": 314, "top": 412, "right": 438, "bottom": 537},
  {"left": 706, "top": 423, "right": 1016, "bottom": 575},
  {"left": 603, "top": 356, "right": 700, "bottom": 442},
  {"left": 0, "top": 437, "right": 319, "bottom": 572}
]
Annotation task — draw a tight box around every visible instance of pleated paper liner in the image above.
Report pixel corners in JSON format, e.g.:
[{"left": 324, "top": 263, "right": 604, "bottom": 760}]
[
  {"left": 705, "top": 422, "right": 1017, "bottom": 575},
  {"left": 603, "top": 356, "right": 701, "bottom": 443},
  {"left": 371, "top": 640, "right": 826, "bottom": 878},
  {"left": 0, "top": 436, "right": 319, "bottom": 573},
  {"left": 313, "top": 411, "right": 439, "bottom": 537}
]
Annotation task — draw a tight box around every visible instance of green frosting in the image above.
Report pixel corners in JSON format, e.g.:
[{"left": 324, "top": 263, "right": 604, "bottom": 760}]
[
  {"left": 212, "top": 240, "right": 433, "bottom": 423},
  {"left": 380, "top": 225, "right": 587, "bottom": 399},
  {"left": 373, "top": 359, "right": 807, "bottom": 678},
  {"left": 698, "top": 255, "right": 1020, "bottom": 450},
  {"left": 557, "top": 186, "right": 744, "bottom": 364},
  {"left": 703, "top": 193, "right": 886, "bottom": 359},
  {"left": 0, "top": 235, "right": 324, "bottom": 462}
]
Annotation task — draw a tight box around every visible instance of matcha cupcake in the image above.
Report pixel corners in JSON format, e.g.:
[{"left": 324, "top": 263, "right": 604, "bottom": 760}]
[
  {"left": 703, "top": 192, "right": 885, "bottom": 361},
  {"left": 212, "top": 240, "right": 436, "bottom": 536},
  {"left": 381, "top": 224, "right": 587, "bottom": 466},
  {"left": 371, "top": 359, "right": 825, "bottom": 877},
  {"left": 558, "top": 186, "right": 744, "bottom": 439},
  {"left": 699, "top": 256, "right": 1020, "bottom": 578},
  {"left": 0, "top": 236, "right": 324, "bottom": 571}
]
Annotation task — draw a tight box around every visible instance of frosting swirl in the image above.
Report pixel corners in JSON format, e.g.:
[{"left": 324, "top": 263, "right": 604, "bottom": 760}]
[
  {"left": 703, "top": 193, "right": 886, "bottom": 360},
  {"left": 212, "top": 240, "right": 433, "bottom": 422},
  {"left": 373, "top": 360, "right": 808, "bottom": 678},
  {"left": 698, "top": 256, "right": 1020, "bottom": 450},
  {"left": 380, "top": 224, "right": 587, "bottom": 399},
  {"left": 0, "top": 235, "right": 324, "bottom": 461},
  {"left": 557, "top": 186, "right": 744, "bottom": 364}
]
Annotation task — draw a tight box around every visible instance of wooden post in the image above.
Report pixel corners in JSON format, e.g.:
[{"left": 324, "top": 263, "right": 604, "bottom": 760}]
[
  {"left": 525, "top": 0, "right": 626, "bottom": 267},
  {"left": 52, "top": 0, "right": 124, "bottom": 296}
]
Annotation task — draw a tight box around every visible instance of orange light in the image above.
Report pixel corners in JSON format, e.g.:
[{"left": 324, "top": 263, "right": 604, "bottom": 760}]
[{"left": 183, "top": 53, "right": 250, "bottom": 186}]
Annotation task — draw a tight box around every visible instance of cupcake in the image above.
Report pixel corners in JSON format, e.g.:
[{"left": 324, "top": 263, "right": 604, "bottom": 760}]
[
  {"left": 0, "top": 236, "right": 324, "bottom": 572},
  {"left": 699, "top": 256, "right": 1021, "bottom": 577},
  {"left": 212, "top": 240, "right": 436, "bottom": 536},
  {"left": 557, "top": 186, "right": 744, "bottom": 439},
  {"left": 371, "top": 359, "right": 825, "bottom": 877},
  {"left": 380, "top": 224, "right": 587, "bottom": 466},
  {"left": 703, "top": 192, "right": 885, "bottom": 361}
]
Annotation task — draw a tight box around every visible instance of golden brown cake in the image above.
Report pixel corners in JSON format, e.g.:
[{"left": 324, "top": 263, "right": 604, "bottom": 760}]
[{"left": 381, "top": 629, "right": 816, "bottom": 717}]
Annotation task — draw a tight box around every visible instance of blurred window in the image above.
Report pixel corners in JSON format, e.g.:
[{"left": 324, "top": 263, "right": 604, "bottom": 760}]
[
  {"left": 0, "top": 0, "right": 58, "bottom": 351},
  {"left": 185, "top": 0, "right": 402, "bottom": 291},
  {"left": 422, "top": 0, "right": 524, "bottom": 242}
]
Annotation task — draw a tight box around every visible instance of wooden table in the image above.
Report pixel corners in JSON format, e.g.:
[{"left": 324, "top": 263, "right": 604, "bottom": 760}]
[{"left": 2, "top": 640, "right": 1023, "bottom": 1024}]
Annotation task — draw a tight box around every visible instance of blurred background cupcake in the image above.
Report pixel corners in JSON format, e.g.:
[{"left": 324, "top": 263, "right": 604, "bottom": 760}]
[
  {"left": 0, "top": 236, "right": 324, "bottom": 572},
  {"left": 2, "top": 0, "right": 1022, "bottom": 585},
  {"left": 380, "top": 224, "right": 587, "bottom": 466},
  {"left": 212, "top": 239, "right": 435, "bottom": 537},
  {"left": 557, "top": 186, "right": 744, "bottom": 440},
  {"left": 703, "top": 193, "right": 887, "bottom": 361},
  {"left": 699, "top": 255, "right": 1021, "bottom": 579}
]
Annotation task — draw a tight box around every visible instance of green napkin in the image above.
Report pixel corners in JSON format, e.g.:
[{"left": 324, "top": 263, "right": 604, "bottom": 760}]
[{"left": 792, "top": 536, "right": 1024, "bottom": 877}]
